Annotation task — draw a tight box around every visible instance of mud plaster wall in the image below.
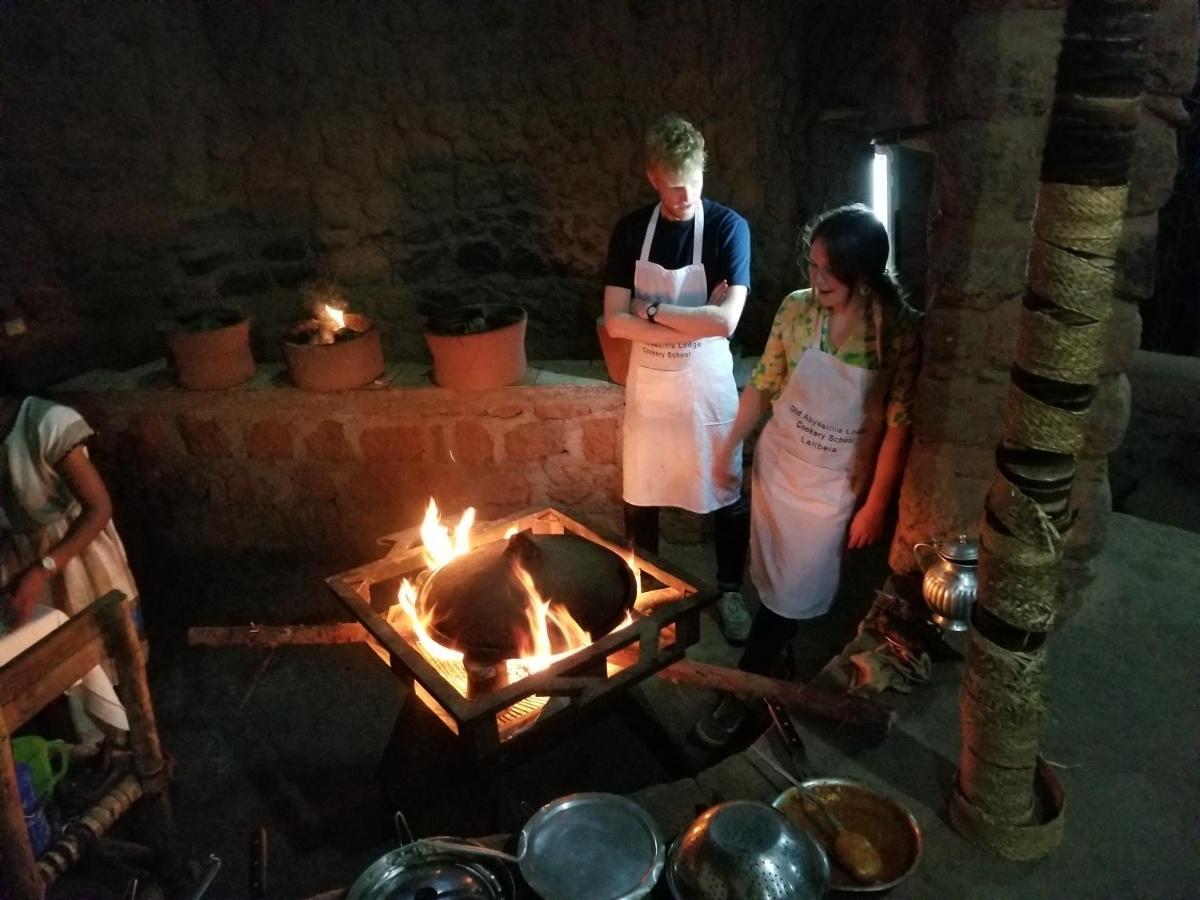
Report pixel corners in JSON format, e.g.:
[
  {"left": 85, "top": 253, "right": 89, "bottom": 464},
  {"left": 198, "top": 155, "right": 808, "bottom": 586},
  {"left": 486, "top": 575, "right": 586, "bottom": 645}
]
[{"left": 0, "top": 0, "right": 939, "bottom": 386}]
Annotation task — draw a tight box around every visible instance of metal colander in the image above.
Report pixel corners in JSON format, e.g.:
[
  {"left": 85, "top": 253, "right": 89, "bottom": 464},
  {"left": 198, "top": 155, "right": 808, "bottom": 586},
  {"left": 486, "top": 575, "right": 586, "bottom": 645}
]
[{"left": 665, "top": 800, "right": 831, "bottom": 900}]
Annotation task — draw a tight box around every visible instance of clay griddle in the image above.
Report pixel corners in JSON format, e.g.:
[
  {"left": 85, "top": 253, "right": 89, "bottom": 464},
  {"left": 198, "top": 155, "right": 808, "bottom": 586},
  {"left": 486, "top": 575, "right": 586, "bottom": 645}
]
[{"left": 418, "top": 531, "right": 636, "bottom": 663}]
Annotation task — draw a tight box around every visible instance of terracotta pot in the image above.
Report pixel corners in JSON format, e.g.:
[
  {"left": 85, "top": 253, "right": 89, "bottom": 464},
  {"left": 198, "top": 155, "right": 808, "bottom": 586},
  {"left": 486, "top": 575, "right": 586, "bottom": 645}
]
[
  {"left": 595, "top": 315, "right": 631, "bottom": 386},
  {"left": 424, "top": 304, "right": 527, "bottom": 391},
  {"left": 283, "top": 313, "right": 385, "bottom": 391},
  {"left": 160, "top": 309, "right": 256, "bottom": 390}
]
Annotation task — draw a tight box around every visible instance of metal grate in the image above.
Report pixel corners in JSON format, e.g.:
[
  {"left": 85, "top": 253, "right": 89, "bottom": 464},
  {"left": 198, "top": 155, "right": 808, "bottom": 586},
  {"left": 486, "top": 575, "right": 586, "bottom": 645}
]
[{"left": 327, "top": 507, "right": 710, "bottom": 760}]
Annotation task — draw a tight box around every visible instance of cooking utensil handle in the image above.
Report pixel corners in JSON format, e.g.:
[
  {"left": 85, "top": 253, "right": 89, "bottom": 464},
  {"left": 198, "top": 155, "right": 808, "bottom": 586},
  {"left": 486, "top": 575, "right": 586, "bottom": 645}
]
[
  {"left": 394, "top": 810, "right": 415, "bottom": 846},
  {"left": 764, "top": 699, "right": 806, "bottom": 771},
  {"left": 416, "top": 838, "right": 521, "bottom": 864},
  {"left": 186, "top": 854, "right": 222, "bottom": 900},
  {"left": 913, "top": 542, "right": 939, "bottom": 571},
  {"left": 750, "top": 742, "right": 804, "bottom": 792},
  {"left": 749, "top": 745, "right": 845, "bottom": 836}
]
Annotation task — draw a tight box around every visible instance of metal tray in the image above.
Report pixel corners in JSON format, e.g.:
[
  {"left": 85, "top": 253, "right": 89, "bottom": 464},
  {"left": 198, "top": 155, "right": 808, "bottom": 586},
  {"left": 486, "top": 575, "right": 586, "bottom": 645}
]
[{"left": 519, "top": 792, "right": 666, "bottom": 900}]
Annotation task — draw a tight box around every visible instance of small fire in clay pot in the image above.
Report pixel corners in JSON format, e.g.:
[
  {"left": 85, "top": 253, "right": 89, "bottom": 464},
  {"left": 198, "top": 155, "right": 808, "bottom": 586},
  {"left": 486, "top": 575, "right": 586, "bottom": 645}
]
[
  {"left": 390, "top": 500, "right": 640, "bottom": 723},
  {"left": 283, "top": 282, "right": 385, "bottom": 391},
  {"left": 288, "top": 296, "right": 367, "bottom": 346}
]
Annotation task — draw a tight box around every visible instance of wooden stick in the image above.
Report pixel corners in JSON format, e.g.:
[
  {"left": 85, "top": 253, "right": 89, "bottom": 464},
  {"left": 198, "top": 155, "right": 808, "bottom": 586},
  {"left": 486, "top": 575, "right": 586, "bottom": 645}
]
[
  {"left": 188, "top": 623, "right": 372, "bottom": 648},
  {"left": 188, "top": 625, "right": 894, "bottom": 739},
  {"left": 239, "top": 649, "right": 276, "bottom": 708},
  {"left": 0, "top": 702, "right": 43, "bottom": 900}
]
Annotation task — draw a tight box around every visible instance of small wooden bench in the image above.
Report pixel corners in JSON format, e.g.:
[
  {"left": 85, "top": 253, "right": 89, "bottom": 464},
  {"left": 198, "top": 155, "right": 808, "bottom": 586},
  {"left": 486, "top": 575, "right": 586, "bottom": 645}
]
[{"left": 0, "top": 592, "right": 181, "bottom": 900}]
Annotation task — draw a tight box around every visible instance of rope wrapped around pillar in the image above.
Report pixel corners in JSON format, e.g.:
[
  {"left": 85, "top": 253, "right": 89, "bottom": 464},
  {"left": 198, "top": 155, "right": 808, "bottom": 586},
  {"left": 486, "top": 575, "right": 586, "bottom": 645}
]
[{"left": 950, "top": 0, "right": 1159, "bottom": 860}]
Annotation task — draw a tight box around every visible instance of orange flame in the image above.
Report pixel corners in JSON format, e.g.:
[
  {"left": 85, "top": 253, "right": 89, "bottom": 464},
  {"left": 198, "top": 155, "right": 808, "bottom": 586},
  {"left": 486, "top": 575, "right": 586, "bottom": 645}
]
[
  {"left": 323, "top": 304, "right": 346, "bottom": 330},
  {"left": 419, "top": 498, "right": 474, "bottom": 569},
  {"left": 397, "top": 578, "right": 462, "bottom": 663},
  {"left": 393, "top": 500, "right": 631, "bottom": 696},
  {"left": 508, "top": 558, "right": 593, "bottom": 673}
]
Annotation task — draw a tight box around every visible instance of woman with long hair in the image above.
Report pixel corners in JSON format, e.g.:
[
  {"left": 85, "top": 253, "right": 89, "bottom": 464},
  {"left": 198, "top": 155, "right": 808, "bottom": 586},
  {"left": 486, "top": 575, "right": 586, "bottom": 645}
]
[{"left": 693, "top": 203, "right": 922, "bottom": 747}]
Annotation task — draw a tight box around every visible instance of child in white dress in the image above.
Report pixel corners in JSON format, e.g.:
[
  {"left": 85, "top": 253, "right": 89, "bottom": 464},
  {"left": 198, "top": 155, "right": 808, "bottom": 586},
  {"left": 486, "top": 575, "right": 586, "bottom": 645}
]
[{"left": 1, "top": 394, "right": 135, "bottom": 740}]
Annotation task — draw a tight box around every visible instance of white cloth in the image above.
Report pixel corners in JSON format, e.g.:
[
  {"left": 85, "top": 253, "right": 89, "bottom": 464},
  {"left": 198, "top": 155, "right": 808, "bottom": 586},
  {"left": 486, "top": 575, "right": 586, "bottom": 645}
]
[
  {"left": 623, "top": 202, "right": 740, "bottom": 512},
  {"left": 0, "top": 605, "right": 129, "bottom": 731},
  {"left": 750, "top": 322, "right": 886, "bottom": 618},
  {"left": 0, "top": 397, "right": 139, "bottom": 617}
]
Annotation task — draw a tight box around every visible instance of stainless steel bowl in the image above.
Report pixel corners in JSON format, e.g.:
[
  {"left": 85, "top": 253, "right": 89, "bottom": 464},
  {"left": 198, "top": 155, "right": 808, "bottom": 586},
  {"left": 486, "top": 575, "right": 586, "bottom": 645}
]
[
  {"left": 773, "top": 778, "right": 923, "bottom": 893},
  {"left": 347, "top": 838, "right": 515, "bottom": 900},
  {"left": 666, "top": 800, "right": 830, "bottom": 900}
]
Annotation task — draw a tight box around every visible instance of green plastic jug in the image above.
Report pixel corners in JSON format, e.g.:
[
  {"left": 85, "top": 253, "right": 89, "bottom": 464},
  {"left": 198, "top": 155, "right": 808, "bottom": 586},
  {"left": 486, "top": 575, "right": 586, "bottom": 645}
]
[{"left": 10, "top": 736, "right": 70, "bottom": 800}]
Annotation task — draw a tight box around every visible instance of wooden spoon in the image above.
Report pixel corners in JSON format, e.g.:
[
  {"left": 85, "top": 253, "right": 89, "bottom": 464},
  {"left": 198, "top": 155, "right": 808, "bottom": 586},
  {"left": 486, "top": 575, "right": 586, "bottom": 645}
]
[{"left": 751, "top": 745, "right": 884, "bottom": 884}]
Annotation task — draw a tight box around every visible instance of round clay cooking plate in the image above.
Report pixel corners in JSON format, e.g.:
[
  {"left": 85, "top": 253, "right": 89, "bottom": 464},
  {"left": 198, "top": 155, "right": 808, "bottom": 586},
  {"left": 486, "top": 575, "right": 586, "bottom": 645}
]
[{"left": 418, "top": 532, "right": 636, "bottom": 662}]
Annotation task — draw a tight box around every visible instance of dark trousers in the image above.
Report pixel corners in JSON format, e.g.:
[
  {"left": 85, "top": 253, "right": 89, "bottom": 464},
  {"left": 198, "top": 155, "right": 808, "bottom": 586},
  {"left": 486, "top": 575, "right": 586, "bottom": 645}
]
[
  {"left": 738, "top": 604, "right": 800, "bottom": 676},
  {"left": 623, "top": 490, "right": 750, "bottom": 592}
]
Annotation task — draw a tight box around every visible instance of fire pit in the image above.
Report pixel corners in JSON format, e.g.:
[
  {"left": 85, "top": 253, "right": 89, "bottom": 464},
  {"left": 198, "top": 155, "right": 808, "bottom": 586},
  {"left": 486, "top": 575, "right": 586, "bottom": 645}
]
[{"left": 325, "top": 504, "right": 710, "bottom": 760}]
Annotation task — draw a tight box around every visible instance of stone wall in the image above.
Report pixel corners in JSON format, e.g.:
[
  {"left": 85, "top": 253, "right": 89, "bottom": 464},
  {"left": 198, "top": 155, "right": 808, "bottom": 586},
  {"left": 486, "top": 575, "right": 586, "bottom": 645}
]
[
  {"left": 53, "top": 363, "right": 627, "bottom": 574},
  {"left": 890, "top": 0, "right": 1200, "bottom": 605},
  {"left": 1056, "top": 0, "right": 1199, "bottom": 617},
  {"left": 1109, "top": 350, "right": 1200, "bottom": 533},
  {"left": 889, "top": 2, "right": 1068, "bottom": 571},
  {"left": 0, "top": 0, "right": 939, "bottom": 387}
]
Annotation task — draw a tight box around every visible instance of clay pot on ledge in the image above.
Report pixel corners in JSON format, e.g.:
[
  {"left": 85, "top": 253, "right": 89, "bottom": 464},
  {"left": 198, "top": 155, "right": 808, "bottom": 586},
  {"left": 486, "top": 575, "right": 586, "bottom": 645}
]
[
  {"left": 423, "top": 303, "right": 527, "bottom": 391},
  {"left": 158, "top": 309, "right": 256, "bottom": 390},
  {"left": 595, "top": 315, "right": 631, "bottom": 386},
  {"left": 283, "top": 313, "right": 385, "bottom": 391}
]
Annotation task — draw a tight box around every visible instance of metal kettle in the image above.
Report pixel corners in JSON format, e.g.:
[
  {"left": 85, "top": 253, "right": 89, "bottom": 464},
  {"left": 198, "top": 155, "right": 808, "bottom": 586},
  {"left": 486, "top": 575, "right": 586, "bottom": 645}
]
[{"left": 913, "top": 535, "right": 979, "bottom": 632}]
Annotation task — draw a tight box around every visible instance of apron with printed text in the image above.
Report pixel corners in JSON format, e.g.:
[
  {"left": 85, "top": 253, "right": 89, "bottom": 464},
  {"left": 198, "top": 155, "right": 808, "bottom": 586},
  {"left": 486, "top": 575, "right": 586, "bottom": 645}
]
[
  {"left": 623, "top": 202, "right": 740, "bottom": 513},
  {"left": 750, "top": 315, "right": 886, "bottom": 618}
]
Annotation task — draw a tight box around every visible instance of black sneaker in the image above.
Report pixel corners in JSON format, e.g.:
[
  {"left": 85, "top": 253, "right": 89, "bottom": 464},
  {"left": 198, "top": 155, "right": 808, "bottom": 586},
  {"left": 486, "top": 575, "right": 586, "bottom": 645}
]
[{"left": 690, "top": 695, "right": 750, "bottom": 749}]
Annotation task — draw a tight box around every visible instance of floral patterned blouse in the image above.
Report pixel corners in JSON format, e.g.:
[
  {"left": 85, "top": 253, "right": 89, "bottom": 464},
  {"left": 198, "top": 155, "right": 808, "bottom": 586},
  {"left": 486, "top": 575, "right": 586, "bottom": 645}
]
[{"left": 750, "top": 288, "right": 923, "bottom": 427}]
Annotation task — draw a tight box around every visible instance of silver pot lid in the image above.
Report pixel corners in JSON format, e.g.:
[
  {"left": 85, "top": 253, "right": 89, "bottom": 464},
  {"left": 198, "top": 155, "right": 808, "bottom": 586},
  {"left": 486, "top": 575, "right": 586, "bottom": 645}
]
[
  {"left": 347, "top": 844, "right": 513, "bottom": 900},
  {"left": 938, "top": 534, "right": 979, "bottom": 563}
]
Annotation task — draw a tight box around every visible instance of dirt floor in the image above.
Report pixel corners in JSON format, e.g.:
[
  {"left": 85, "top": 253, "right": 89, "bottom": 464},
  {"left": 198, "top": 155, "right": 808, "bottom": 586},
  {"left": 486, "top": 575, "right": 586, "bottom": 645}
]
[{"left": 28, "top": 497, "right": 1200, "bottom": 898}]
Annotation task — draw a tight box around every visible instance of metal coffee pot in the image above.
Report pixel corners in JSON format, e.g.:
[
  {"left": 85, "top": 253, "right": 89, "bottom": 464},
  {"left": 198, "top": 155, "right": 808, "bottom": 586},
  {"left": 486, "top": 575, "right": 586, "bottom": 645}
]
[{"left": 913, "top": 535, "right": 979, "bottom": 632}]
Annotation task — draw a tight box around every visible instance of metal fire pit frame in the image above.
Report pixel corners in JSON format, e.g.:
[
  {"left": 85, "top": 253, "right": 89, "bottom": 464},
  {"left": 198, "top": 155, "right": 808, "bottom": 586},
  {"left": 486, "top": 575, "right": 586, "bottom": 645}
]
[{"left": 325, "top": 506, "right": 712, "bottom": 760}]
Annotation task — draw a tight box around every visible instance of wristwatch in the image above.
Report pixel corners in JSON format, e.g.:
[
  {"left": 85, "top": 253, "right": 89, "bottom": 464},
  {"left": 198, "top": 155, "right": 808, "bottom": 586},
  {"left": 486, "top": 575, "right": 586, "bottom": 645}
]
[
  {"left": 646, "top": 302, "right": 660, "bottom": 323},
  {"left": 40, "top": 555, "right": 58, "bottom": 574}
]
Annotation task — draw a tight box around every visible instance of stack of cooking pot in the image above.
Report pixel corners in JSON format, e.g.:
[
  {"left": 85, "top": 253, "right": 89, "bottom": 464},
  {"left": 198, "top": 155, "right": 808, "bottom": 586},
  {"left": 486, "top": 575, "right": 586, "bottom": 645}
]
[
  {"left": 349, "top": 793, "right": 840, "bottom": 898},
  {"left": 349, "top": 795, "right": 664, "bottom": 900}
]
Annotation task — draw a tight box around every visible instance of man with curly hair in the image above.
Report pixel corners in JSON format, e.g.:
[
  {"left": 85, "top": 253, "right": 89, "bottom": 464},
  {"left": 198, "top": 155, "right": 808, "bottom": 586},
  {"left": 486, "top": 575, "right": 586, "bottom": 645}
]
[{"left": 602, "top": 114, "right": 752, "bottom": 644}]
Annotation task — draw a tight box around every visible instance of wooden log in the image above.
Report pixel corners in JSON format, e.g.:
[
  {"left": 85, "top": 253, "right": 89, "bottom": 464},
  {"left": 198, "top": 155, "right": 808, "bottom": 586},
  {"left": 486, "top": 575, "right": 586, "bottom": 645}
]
[
  {"left": 187, "top": 624, "right": 894, "bottom": 740},
  {"left": 0, "top": 702, "right": 43, "bottom": 900},
  {"left": 611, "top": 651, "right": 896, "bottom": 741},
  {"left": 188, "top": 623, "right": 372, "bottom": 648},
  {"left": 187, "top": 624, "right": 389, "bottom": 667}
]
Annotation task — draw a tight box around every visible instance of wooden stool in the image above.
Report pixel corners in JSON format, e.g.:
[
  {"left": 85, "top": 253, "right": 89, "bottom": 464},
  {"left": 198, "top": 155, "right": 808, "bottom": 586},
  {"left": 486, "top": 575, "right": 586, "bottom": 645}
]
[{"left": 0, "top": 592, "right": 181, "bottom": 900}]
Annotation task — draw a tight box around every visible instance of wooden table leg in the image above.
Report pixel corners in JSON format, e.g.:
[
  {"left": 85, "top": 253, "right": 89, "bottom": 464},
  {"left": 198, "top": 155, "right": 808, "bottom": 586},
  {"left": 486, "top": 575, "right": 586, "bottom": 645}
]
[
  {"left": 98, "top": 597, "right": 186, "bottom": 883},
  {"left": 0, "top": 711, "right": 44, "bottom": 900}
]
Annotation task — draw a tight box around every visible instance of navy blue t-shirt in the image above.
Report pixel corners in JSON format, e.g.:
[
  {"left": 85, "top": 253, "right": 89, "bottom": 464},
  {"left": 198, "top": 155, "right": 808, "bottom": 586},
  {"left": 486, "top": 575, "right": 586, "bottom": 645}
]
[{"left": 604, "top": 199, "right": 751, "bottom": 297}]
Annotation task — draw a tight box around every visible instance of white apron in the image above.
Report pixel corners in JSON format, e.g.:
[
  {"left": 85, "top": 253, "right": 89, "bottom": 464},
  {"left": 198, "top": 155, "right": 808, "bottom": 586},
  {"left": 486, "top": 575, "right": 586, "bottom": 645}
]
[
  {"left": 622, "top": 202, "right": 740, "bottom": 513},
  {"left": 750, "top": 314, "right": 886, "bottom": 618}
]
